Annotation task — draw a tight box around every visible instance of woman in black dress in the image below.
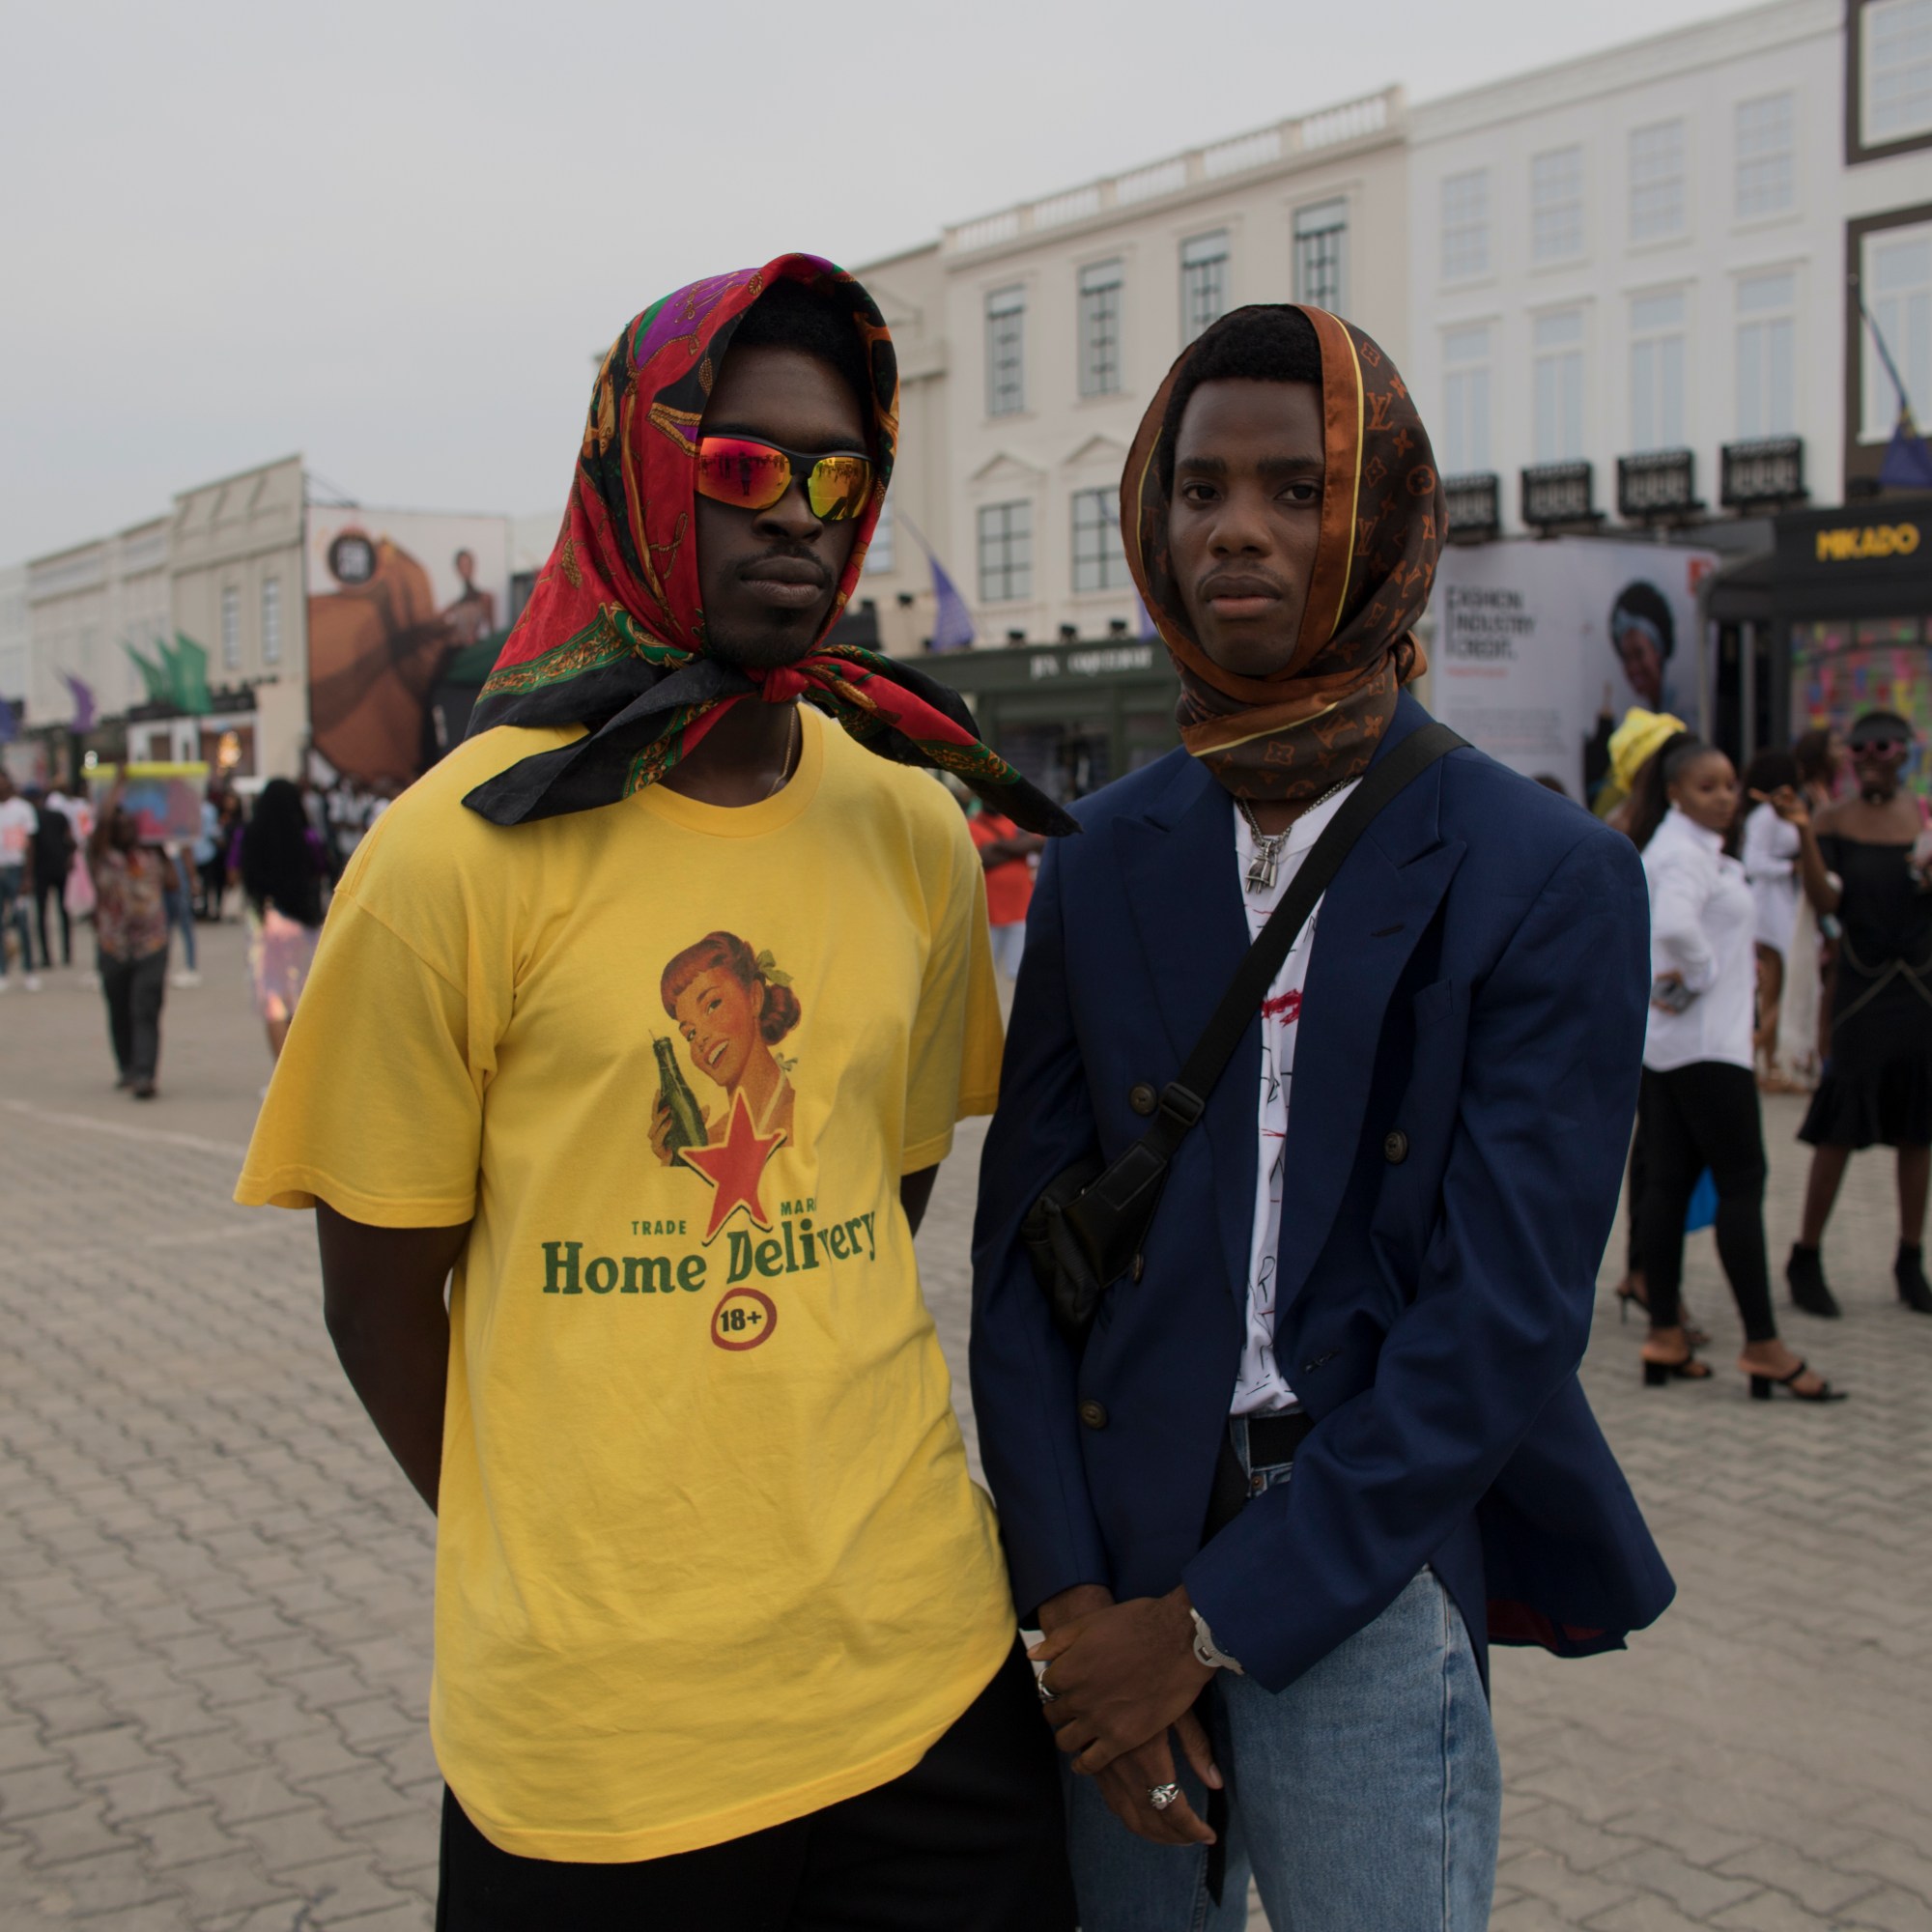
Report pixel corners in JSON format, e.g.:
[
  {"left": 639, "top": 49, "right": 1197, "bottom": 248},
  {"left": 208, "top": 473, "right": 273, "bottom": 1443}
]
[{"left": 1761, "top": 710, "right": 1932, "bottom": 1318}]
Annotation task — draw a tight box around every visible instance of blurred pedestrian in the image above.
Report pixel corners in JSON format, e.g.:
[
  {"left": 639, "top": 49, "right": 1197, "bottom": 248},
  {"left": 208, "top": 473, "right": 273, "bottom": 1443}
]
[
  {"left": 29, "top": 784, "right": 76, "bottom": 970},
  {"left": 239, "top": 778, "right": 329, "bottom": 1062},
  {"left": 1740, "top": 748, "right": 1802, "bottom": 1089},
  {"left": 163, "top": 836, "right": 201, "bottom": 988},
  {"left": 1764, "top": 710, "right": 1932, "bottom": 1318},
  {"left": 87, "top": 785, "right": 172, "bottom": 1097},
  {"left": 0, "top": 771, "right": 40, "bottom": 992},
  {"left": 967, "top": 802, "right": 1042, "bottom": 980},
  {"left": 193, "top": 786, "right": 225, "bottom": 920},
  {"left": 1636, "top": 739, "right": 1841, "bottom": 1400}
]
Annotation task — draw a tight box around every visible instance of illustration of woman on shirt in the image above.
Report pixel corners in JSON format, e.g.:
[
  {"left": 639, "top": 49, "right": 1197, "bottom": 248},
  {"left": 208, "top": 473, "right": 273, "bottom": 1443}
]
[{"left": 650, "top": 931, "right": 801, "bottom": 1163}]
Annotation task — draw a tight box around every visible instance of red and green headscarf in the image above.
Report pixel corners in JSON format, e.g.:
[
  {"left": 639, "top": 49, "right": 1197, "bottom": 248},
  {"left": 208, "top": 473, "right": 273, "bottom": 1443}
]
[{"left": 465, "top": 252, "right": 1073, "bottom": 836}]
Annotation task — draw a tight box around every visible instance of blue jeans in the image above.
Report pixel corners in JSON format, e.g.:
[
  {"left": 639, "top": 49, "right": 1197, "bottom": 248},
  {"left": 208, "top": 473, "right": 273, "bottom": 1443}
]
[
  {"left": 1067, "top": 1429, "right": 1500, "bottom": 1931},
  {"left": 0, "top": 866, "right": 31, "bottom": 980},
  {"left": 164, "top": 879, "right": 196, "bottom": 972}
]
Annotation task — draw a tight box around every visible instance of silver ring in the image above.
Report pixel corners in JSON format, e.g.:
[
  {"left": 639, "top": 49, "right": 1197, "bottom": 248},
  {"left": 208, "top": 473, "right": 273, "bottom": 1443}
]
[
  {"left": 1036, "top": 1675, "right": 1057, "bottom": 1703},
  {"left": 1147, "top": 1782, "right": 1181, "bottom": 1811}
]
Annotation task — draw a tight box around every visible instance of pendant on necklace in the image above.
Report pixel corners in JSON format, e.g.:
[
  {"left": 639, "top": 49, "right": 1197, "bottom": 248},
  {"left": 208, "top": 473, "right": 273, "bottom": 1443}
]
[{"left": 1246, "top": 838, "right": 1284, "bottom": 894}]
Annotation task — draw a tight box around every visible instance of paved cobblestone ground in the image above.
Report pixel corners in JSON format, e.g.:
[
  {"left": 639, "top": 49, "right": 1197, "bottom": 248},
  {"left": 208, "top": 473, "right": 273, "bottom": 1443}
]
[{"left": 3, "top": 922, "right": 1929, "bottom": 1929}]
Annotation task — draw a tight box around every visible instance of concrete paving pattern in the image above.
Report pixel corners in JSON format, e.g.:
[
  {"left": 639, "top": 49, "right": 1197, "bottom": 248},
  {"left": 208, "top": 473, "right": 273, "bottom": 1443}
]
[{"left": 2, "top": 920, "right": 1930, "bottom": 1930}]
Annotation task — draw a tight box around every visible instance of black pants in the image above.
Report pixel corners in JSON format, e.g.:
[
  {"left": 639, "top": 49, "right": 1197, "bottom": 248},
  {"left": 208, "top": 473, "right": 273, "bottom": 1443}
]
[
  {"left": 35, "top": 877, "right": 71, "bottom": 968},
  {"left": 198, "top": 855, "right": 226, "bottom": 919},
  {"left": 100, "top": 950, "right": 167, "bottom": 1085},
  {"left": 436, "top": 1641, "right": 1074, "bottom": 1932},
  {"left": 1637, "top": 1062, "right": 1777, "bottom": 1343}
]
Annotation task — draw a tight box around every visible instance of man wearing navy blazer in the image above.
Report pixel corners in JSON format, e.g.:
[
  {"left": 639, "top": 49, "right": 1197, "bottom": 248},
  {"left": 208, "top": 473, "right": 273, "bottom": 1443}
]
[{"left": 971, "top": 303, "right": 1672, "bottom": 1932}]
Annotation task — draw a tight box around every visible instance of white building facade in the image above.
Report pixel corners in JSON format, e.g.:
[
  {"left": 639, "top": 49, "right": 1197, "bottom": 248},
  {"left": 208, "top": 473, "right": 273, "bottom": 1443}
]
[
  {"left": 24, "top": 520, "right": 171, "bottom": 734},
  {"left": 858, "top": 89, "right": 1408, "bottom": 653},
  {"left": 1405, "top": 0, "right": 1932, "bottom": 539}
]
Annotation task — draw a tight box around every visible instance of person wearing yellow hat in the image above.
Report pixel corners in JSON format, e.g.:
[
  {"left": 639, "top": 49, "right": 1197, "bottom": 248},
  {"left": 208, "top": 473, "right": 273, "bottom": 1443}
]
[{"left": 1597, "top": 708, "right": 1689, "bottom": 829}]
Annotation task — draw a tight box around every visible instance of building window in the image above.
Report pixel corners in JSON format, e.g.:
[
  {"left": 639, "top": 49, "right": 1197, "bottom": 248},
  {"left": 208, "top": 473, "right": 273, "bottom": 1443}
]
[
  {"left": 1532, "top": 311, "right": 1586, "bottom": 463},
  {"left": 985, "top": 285, "right": 1026, "bottom": 418},
  {"left": 1179, "top": 231, "right": 1229, "bottom": 344},
  {"left": 1530, "top": 147, "right": 1584, "bottom": 264},
  {"left": 1735, "top": 94, "right": 1795, "bottom": 220},
  {"left": 1293, "top": 199, "right": 1347, "bottom": 311},
  {"left": 1440, "top": 171, "right": 1490, "bottom": 282},
  {"left": 1630, "top": 291, "right": 1689, "bottom": 452},
  {"left": 1070, "top": 489, "right": 1130, "bottom": 593},
  {"left": 1862, "top": 221, "right": 1932, "bottom": 440},
  {"left": 1736, "top": 271, "right": 1796, "bottom": 438},
  {"left": 1078, "top": 259, "right": 1124, "bottom": 398},
  {"left": 220, "top": 585, "right": 241, "bottom": 671},
  {"left": 261, "top": 577, "right": 281, "bottom": 664},
  {"left": 1628, "top": 119, "right": 1687, "bottom": 243},
  {"left": 1440, "top": 325, "right": 1492, "bottom": 475},
  {"left": 1863, "top": 0, "right": 1932, "bottom": 147},
  {"left": 865, "top": 492, "right": 895, "bottom": 574},
  {"left": 978, "top": 500, "right": 1033, "bottom": 604}
]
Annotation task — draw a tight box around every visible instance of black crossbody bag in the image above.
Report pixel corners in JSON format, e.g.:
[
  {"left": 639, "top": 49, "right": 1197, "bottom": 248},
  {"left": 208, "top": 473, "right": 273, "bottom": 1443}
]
[{"left": 1021, "top": 723, "right": 1464, "bottom": 1348}]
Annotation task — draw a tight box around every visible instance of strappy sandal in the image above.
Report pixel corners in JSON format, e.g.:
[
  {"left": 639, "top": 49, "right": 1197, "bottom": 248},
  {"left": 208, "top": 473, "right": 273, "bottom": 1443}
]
[
  {"left": 1747, "top": 1360, "right": 1846, "bottom": 1403},
  {"left": 1618, "top": 1279, "right": 1709, "bottom": 1347},
  {"left": 1641, "top": 1350, "right": 1711, "bottom": 1387}
]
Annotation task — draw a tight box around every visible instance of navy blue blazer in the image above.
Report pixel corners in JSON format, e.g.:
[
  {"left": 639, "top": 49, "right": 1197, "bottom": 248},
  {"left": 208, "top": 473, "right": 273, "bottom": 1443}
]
[{"left": 969, "top": 695, "right": 1674, "bottom": 1692}]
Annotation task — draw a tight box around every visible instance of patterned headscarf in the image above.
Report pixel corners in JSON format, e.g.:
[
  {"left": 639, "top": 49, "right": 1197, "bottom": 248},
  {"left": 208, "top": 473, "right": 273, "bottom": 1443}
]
[
  {"left": 1122, "top": 304, "right": 1442, "bottom": 807},
  {"left": 463, "top": 253, "right": 1073, "bottom": 836}
]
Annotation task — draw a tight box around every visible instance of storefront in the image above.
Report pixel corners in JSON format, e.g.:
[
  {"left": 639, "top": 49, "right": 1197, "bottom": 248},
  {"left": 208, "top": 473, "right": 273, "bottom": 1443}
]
[
  {"left": 923, "top": 637, "right": 1179, "bottom": 806},
  {"left": 1708, "top": 495, "right": 1932, "bottom": 770}
]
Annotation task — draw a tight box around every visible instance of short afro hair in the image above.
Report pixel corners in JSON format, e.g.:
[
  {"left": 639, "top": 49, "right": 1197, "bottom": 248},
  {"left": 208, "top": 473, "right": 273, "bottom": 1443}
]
[
  {"left": 726, "top": 278, "right": 875, "bottom": 436},
  {"left": 1157, "top": 306, "right": 1322, "bottom": 495}
]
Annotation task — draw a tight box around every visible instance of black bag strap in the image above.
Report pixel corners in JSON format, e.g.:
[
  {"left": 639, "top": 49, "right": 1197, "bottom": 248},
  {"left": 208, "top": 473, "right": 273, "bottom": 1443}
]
[{"left": 1140, "top": 721, "right": 1466, "bottom": 1157}]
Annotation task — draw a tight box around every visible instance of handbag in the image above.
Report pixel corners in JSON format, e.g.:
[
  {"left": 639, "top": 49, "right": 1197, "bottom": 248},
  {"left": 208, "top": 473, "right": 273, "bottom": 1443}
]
[{"left": 1022, "top": 722, "right": 1465, "bottom": 1348}]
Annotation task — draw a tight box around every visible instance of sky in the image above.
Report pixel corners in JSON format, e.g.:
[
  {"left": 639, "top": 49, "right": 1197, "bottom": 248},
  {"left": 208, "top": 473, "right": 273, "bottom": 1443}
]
[{"left": 1, "top": 0, "right": 1763, "bottom": 565}]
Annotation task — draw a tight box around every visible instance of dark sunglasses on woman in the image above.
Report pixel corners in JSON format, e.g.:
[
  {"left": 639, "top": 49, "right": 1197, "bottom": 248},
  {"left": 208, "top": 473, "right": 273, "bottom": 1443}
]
[{"left": 696, "top": 437, "right": 874, "bottom": 523}]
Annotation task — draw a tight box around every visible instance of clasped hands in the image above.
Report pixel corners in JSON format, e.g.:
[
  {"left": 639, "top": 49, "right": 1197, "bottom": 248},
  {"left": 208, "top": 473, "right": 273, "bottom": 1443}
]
[{"left": 1030, "top": 1582, "right": 1220, "bottom": 1847}]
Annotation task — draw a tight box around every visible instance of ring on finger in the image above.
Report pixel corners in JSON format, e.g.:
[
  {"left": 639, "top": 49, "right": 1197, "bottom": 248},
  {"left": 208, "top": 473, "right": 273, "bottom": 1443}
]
[
  {"left": 1147, "top": 1782, "right": 1181, "bottom": 1811},
  {"left": 1036, "top": 1675, "right": 1057, "bottom": 1703}
]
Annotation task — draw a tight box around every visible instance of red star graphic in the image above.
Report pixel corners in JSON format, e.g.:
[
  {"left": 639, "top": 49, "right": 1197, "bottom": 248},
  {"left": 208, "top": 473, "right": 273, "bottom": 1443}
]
[{"left": 678, "top": 1093, "right": 786, "bottom": 1241}]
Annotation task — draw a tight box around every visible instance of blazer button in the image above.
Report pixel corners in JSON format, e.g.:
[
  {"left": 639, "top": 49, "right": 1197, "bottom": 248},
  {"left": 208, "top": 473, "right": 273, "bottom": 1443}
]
[
  {"left": 1128, "top": 1083, "right": 1158, "bottom": 1117},
  {"left": 1078, "top": 1399, "right": 1109, "bottom": 1430},
  {"left": 1383, "top": 1129, "right": 1409, "bottom": 1164}
]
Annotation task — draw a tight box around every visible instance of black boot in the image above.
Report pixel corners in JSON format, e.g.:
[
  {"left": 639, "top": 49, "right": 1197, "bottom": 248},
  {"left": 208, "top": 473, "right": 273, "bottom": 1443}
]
[
  {"left": 1896, "top": 1244, "right": 1932, "bottom": 1315},
  {"left": 1787, "top": 1243, "right": 1842, "bottom": 1319}
]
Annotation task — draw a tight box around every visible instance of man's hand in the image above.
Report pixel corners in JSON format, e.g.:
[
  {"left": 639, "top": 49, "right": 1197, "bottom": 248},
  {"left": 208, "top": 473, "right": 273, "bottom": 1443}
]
[
  {"left": 1090, "top": 1727, "right": 1220, "bottom": 1847},
  {"left": 1031, "top": 1585, "right": 1214, "bottom": 1776}
]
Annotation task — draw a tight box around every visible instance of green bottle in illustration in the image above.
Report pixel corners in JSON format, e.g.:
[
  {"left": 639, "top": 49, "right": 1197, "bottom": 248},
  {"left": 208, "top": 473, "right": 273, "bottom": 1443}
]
[{"left": 652, "top": 1035, "right": 708, "bottom": 1159}]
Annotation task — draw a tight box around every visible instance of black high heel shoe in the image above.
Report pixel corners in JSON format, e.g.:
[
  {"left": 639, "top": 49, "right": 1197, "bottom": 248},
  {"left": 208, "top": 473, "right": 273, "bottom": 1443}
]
[
  {"left": 1747, "top": 1359, "right": 1846, "bottom": 1403},
  {"left": 1787, "top": 1244, "right": 1842, "bottom": 1320},
  {"left": 1642, "top": 1352, "right": 1711, "bottom": 1387},
  {"left": 1896, "top": 1246, "right": 1932, "bottom": 1316}
]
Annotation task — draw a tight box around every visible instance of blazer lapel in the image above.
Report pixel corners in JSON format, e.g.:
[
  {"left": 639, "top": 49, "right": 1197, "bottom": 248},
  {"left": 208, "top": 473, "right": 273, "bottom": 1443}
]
[
  {"left": 1115, "top": 760, "right": 1256, "bottom": 1304},
  {"left": 1275, "top": 759, "right": 1465, "bottom": 1316}
]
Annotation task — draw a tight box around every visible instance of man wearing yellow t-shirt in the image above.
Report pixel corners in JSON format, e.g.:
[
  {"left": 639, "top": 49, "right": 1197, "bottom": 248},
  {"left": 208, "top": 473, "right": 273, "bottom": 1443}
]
[{"left": 238, "top": 257, "right": 1076, "bottom": 1929}]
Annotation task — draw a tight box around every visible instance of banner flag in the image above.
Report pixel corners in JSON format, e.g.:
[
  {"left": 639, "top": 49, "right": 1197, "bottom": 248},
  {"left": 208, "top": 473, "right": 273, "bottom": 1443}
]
[
  {"left": 125, "top": 645, "right": 171, "bottom": 705},
  {"left": 166, "top": 633, "right": 213, "bottom": 715},
  {"left": 61, "top": 674, "right": 96, "bottom": 734}
]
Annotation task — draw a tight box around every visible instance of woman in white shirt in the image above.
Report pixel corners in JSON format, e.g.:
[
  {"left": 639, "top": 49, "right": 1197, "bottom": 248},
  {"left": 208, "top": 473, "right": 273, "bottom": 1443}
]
[{"left": 1636, "top": 740, "right": 1842, "bottom": 1402}]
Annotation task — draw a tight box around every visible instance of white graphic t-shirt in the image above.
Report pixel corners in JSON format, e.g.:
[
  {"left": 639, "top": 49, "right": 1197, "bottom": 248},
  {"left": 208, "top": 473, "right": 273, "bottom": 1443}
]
[{"left": 1230, "top": 781, "right": 1357, "bottom": 1417}]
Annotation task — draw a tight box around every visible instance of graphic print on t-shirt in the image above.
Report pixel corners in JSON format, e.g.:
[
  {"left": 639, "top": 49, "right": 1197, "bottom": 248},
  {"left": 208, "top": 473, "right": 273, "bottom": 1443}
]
[{"left": 650, "top": 929, "right": 800, "bottom": 1239}]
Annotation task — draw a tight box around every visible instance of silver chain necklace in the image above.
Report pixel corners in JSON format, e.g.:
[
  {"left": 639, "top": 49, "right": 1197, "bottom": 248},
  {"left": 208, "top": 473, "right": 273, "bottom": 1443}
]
[{"left": 1235, "top": 781, "right": 1350, "bottom": 894}]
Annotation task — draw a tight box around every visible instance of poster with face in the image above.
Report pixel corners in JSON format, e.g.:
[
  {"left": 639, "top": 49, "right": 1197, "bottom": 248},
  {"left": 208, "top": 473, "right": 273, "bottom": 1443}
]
[
  {"left": 1428, "top": 539, "right": 1718, "bottom": 796},
  {"left": 304, "top": 509, "right": 511, "bottom": 786}
]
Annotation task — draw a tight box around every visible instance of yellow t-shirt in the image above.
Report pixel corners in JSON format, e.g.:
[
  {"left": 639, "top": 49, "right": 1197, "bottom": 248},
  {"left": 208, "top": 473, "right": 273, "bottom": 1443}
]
[{"left": 236, "top": 709, "right": 1016, "bottom": 1861}]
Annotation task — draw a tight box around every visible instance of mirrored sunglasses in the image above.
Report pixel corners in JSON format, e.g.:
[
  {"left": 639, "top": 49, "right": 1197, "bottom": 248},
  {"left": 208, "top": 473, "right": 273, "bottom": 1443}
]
[{"left": 696, "top": 437, "right": 873, "bottom": 523}]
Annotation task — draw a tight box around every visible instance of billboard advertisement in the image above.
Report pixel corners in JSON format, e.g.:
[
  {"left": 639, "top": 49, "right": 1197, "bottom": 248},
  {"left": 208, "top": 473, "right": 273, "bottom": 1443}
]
[
  {"left": 305, "top": 508, "right": 510, "bottom": 786},
  {"left": 1428, "top": 538, "right": 1718, "bottom": 801}
]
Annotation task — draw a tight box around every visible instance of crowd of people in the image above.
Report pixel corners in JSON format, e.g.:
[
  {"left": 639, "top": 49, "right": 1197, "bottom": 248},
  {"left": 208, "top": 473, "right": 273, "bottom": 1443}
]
[
  {"left": 0, "top": 769, "right": 337, "bottom": 1096},
  {"left": 1615, "top": 705, "right": 1932, "bottom": 1407}
]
